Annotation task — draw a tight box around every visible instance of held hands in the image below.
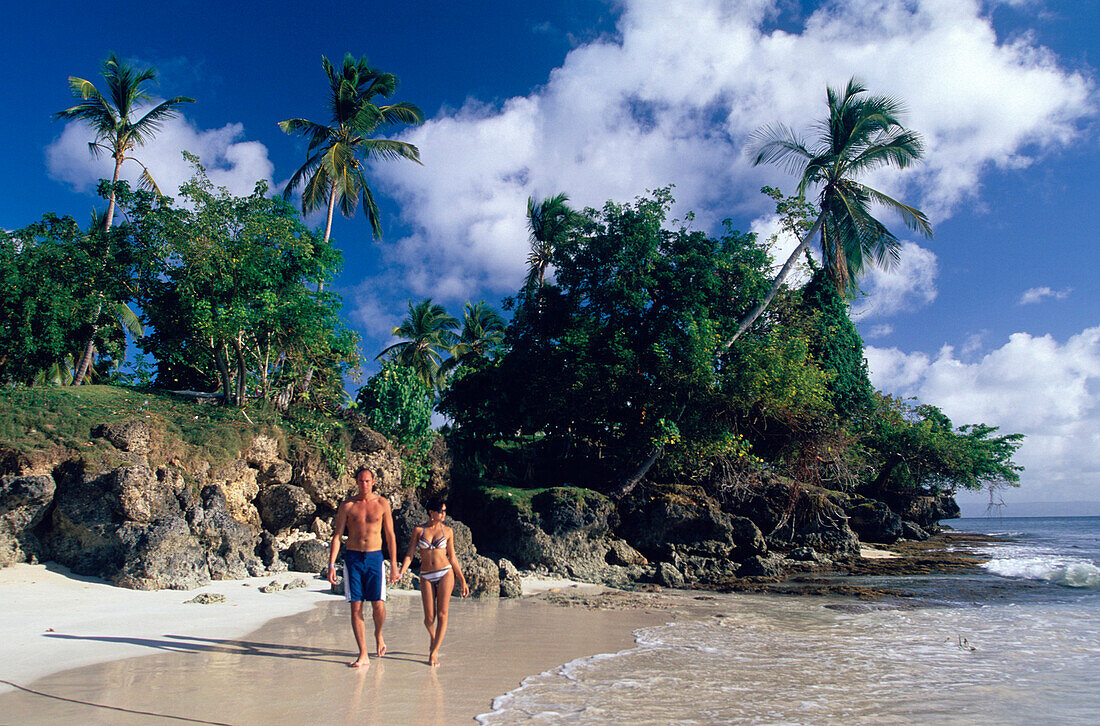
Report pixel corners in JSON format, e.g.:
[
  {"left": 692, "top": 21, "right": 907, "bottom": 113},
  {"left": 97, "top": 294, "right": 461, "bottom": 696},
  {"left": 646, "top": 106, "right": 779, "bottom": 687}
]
[{"left": 387, "top": 561, "right": 400, "bottom": 585}]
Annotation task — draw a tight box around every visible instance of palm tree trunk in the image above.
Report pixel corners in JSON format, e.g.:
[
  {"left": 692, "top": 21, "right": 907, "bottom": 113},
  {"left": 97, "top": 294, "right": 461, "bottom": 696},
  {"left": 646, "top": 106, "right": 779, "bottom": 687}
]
[
  {"left": 719, "top": 212, "right": 824, "bottom": 351},
  {"left": 299, "top": 186, "right": 339, "bottom": 398},
  {"left": 104, "top": 155, "right": 123, "bottom": 231}
]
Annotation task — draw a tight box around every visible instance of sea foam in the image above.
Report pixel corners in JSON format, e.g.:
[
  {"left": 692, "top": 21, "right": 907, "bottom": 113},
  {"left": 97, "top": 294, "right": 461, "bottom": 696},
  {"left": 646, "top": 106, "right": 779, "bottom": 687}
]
[{"left": 984, "top": 556, "right": 1100, "bottom": 588}]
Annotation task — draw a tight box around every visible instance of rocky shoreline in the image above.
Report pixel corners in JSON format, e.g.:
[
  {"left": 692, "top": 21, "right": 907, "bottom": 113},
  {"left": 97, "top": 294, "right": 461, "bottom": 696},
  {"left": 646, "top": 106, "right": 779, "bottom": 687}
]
[{"left": 2, "top": 410, "right": 968, "bottom": 598}]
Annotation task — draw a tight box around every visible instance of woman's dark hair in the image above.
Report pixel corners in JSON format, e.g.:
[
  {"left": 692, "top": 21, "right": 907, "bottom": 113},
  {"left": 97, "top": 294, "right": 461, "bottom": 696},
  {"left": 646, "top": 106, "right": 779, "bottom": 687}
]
[{"left": 424, "top": 495, "right": 447, "bottom": 514}]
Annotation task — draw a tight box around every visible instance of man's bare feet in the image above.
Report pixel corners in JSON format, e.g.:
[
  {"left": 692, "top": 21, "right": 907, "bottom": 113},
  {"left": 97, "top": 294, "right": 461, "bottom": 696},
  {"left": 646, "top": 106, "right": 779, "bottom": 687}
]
[
  {"left": 348, "top": 656, "right": 369, "bottom": 668},
  {"left": 376, "top": 637, "right": 387, "bottom": 657}
]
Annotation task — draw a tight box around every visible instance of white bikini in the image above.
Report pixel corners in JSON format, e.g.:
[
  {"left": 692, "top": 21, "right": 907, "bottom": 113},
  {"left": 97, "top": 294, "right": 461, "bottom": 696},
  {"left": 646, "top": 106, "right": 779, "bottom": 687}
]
[{"left": 418, "top": 531, "right": 451, "bottom": 583}]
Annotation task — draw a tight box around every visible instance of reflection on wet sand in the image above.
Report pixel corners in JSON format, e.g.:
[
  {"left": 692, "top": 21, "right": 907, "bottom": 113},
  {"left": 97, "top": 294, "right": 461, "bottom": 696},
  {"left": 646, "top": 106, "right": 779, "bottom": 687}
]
[{"left": 0, "top": 593, "right": 664, "bottom": 724}]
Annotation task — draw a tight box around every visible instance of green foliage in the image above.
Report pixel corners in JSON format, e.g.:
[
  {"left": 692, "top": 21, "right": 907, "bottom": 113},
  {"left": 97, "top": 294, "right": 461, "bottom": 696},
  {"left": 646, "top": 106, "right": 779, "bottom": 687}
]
[
  {"left": 801, "top": 270, "right": 874, "bottom": 418},
  {"left": 860, "top": 394, "right": 1024, "bottom": 496},
  {"left": 0, "top": 214, "right": 146, "bottom": 385},
  {"left": 130, "top": 158, "right": 360, "bottom": 405},
  {"left": 356, "top": 361, "right": 436, "bottom": 488},
  {"left": 377, "top": 299, "right": 458, "bottom": 390},
  {"left": 443, "top": 188, "right": 787, "bottom": 489}
]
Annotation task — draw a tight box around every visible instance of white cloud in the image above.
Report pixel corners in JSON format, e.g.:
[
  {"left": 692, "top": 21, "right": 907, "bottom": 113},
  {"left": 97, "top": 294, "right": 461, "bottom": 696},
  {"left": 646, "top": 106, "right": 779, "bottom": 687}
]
[
  {"left": 866, "top": 326, "right": 1100, "bottom": 501},
  {"left": 367, "top": 0, "right": 1093, "bottom": 305},
  {"left": 866, "top": 324, "right": 894, "bottom": 339},
  {"left": 46, "top": 111, "right": 274, "bottom": 202},
  {"left": 851, "top": 242, "right": 939, "bottom": 319},
  {"left": 1019, "top": 285, "right": 1072, "bottom": 305}
]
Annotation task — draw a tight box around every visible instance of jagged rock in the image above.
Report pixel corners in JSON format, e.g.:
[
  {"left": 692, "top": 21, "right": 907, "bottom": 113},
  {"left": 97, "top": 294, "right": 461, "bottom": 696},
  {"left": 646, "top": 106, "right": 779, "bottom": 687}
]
[
  {"left": 655, "top": 561, "right": 685, "bottom": 588},
  {"left": 392, "top": 497, "right": 428, "bottom": 553},
  {"left": 425, "top": 435, "right": 451, "bottom": 497},
  {"left": 185, "top": 592, "right": 227, "bottom": 604},
  {"left": 245, "top": 435, "right": 280, "bottom": 466},
  {"left": 260, "top": 580, "right": 285, "bottom": 593},
  {"left": 310, "top": 516, "right": 333, "bottom": 540},
  {"left": 285, "top": 577, "right": 308, "bottom": 590},
  {"left": 737, "top": 554, "right": 785, "bottom": 578},
  {"left": 720, "top": 475, "right": 860, "bottom": 557},
  {"left": 619, "top": 484, "right": 766, "bottom": 574},
  {"left": 211, "top": 460, "right": 261, "bottom": 528},
  {"left": 455, "top": 486, "right": 619, "bottom": 582},
  {"left": 846, "top": 499, "right": 903, "bottom": 544},
  {"left": 901, "top": 520, "right": 931, "bottom": 541},
  {"left": 109, "top": 466, "right": 184, "bottom": 524},
  {"left": 258, "top": 484, "right": 315, "bottom": 533},
  {"left": 256, "top": 460, "right": 294, "bottom": 488},
  {"left": 606, "top": 539, "right": 647, "bottom": 567},
  {"left": 498, "top": 558, "right": 523, "bottom": 598},
  {"left": 288, "top": 538, "right": 329, "bottom": 573},
  {"left": 0, "top": 474, "right": 55, "bottom": 566},
  {"left": 458, "top": 553, "right": 499, "bottom": 597},
  {"left": 92, "top": 419, "right": 152, "bottom": 454},
  {"left": 883, "top": 493, "right": 960, "bottom": 530},
  {"left": 787, "top": 546, "right": 823, "bottom": 562},
  {"left": 191, "top": 485, "right": 265, "bottom": 580},
  {"left": 112, "top": 517, "right": 209, "bottom": 590}
]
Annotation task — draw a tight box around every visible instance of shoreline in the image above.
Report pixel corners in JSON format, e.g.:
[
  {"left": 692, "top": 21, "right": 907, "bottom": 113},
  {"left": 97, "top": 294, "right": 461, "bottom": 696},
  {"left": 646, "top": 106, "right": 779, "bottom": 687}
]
[{"left": 0, "top": 567, "right": 670, "bottom": 724}]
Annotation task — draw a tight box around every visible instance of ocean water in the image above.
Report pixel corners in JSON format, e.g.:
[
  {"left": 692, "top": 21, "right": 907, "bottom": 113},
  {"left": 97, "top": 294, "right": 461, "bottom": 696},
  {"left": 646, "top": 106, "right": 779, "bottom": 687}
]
[{"left": 479, "top": 517, "right": 1100, "bottom": 725}]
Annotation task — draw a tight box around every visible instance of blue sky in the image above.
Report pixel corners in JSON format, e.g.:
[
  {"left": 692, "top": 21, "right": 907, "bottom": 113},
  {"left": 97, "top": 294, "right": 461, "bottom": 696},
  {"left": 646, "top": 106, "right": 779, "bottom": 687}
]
[{"left": 5, "top": 0, "right": 1098, "bottom": 506}]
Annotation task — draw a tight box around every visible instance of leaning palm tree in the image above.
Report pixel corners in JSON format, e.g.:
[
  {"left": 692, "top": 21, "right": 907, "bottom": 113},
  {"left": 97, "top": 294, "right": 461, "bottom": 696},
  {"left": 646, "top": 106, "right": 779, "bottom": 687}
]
[
  {"left": 54, "top": 53, "right": 195, "bottom": 231},
  {"left": 279, "top": 54, "right": 423, "bottom": 246},
  {"left": 377, "top": 299, "right": 458, "bottom": 389},
  {"left": 523, "top": 193, "right": 576, "bottom": 297},
  {"left": 724, "top": 78, "right": 933, "bottom": 349}
]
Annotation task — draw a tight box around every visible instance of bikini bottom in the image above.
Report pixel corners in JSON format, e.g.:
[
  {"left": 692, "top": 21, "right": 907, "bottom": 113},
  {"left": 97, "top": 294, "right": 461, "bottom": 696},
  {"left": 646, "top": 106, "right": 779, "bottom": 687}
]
[{"left": 420, "top": 566, "right": 452, "bottom": 583}]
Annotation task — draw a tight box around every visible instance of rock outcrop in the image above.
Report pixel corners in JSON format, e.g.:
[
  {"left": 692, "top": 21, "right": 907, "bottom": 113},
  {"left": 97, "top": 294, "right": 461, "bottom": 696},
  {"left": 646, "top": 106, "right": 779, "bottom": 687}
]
[{"left": 0, "top": 474, "right": 56, "bottom": 566}]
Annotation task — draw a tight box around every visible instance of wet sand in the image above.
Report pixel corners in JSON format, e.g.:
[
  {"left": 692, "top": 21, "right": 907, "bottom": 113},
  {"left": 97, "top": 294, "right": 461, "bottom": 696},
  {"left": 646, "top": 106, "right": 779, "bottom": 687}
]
[{"left": 0, "top": 588, "right": 669, "bottom": 725}]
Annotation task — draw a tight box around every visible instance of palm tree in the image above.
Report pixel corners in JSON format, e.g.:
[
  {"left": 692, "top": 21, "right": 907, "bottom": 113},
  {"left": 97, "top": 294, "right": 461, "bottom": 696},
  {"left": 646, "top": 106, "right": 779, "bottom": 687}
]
[
  {"left": 442, "top": 301, "right": 506, "bottom": 374},
  {"left": 54, "top": 53, "right": 195, "bottom": 231},
  {"left": 523, "top": 193, "right": 576, "bottom": 297},
  {"left": 725, "top": 78, "right": 933, "bottom": 349},
  {"left": 377, "top": 299, "right": 458, "bottom": 389},
  {"left": 279, "top": 54, "right": 423, "bottom": 247}
]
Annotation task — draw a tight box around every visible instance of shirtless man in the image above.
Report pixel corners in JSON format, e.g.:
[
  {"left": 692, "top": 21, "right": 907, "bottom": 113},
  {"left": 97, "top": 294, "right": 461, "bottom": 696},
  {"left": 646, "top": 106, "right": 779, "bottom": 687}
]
[{"left": 328, "top": 466, "right": 399, "bottom": 668}]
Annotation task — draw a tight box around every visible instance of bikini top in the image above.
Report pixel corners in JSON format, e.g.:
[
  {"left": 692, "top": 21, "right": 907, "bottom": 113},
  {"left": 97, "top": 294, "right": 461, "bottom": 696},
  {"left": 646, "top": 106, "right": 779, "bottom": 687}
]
[{"left": 418, "top": 530, "right": 447, "bottom": 550}]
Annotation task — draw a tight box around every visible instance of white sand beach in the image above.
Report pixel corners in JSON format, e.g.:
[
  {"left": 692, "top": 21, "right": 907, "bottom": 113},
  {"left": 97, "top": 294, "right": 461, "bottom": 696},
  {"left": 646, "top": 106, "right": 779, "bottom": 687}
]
[{"left": 0, "top": 564, "right": 667, "bottom": 724}]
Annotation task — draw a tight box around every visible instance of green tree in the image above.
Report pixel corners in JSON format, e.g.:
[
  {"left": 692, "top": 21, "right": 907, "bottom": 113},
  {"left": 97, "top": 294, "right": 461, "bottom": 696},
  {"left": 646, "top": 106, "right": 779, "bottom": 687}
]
[
  {"left": 0, "top": 214, "right": 145, "bottom": 386},
  {"left": 523, "top": 193, "right": 578, "bottom": 297},
  {"left": 135, "top": 159, "right": 358, "bottom": 405},
  {"left": 443, "top": 189, "right": 782, "bottom": 492},
  {"left": 729, "top": 78, "right": 932, "bottom": 348},
  {"left": 378, "top": 299, "right": 459, "bottom": 390},
  {"left": 279, "top": 54, "right": 423, "bottom": 246},
  {"left": 861, "top": 394, "right": 1024, "bottom": 499},
  {"left": 442, "top": 301, "right": 506, "bottom": 374},
  {"left": 54, "top": 53, "right": 193, "bottom": 383}
]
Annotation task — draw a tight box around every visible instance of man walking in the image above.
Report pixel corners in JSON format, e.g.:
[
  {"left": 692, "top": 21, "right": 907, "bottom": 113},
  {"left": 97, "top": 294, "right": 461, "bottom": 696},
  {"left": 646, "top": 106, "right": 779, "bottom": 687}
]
[{"left": 328, "top": 466, "right": 399, "bottom": 668}]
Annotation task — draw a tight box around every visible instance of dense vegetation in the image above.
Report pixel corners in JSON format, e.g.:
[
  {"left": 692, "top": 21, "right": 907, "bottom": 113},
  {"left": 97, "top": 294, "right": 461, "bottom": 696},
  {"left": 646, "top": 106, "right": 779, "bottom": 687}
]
[{"left": 0, "top": 55, "right": 1023, "bottom": 506}]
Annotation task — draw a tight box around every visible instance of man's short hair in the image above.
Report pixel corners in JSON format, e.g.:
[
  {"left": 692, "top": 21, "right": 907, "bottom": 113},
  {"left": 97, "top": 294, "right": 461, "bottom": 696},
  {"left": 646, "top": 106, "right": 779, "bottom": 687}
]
[{"left": 354, "top": 466, "right": 374, "bottom": 480}]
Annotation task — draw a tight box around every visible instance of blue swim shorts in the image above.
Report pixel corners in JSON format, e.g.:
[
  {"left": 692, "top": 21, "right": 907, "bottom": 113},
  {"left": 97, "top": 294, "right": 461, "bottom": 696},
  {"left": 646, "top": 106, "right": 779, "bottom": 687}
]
[{"left": 343, "top": 549, "right": 386, "bottom": 602}]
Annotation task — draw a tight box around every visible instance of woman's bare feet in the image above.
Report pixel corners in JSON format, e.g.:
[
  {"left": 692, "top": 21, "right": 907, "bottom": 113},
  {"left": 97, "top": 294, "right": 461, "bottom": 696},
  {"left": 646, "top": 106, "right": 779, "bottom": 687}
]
[{"left": 428, "top": 648, "right": 440, "bottom": 666}]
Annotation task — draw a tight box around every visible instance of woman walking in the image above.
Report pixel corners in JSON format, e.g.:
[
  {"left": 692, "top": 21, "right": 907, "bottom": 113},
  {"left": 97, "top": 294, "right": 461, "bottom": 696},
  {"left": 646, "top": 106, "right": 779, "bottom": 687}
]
[{"left": 398, "top": 496, "right": 469, "bottom": 665}]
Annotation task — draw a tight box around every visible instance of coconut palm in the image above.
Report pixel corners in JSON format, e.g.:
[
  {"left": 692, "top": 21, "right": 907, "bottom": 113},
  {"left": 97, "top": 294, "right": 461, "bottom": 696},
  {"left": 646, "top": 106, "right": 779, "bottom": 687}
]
[
  {"left": 279, "top": 54, "right": 423, "bottom": 246},
  {"left": 54, "top": 53, "right": 194, "bottom": 231},
  {"left": 377, "top": 299, "right": 458, "bottom": 389},
  {"left": 725, "top": 78, "right": 933, "bottom": 349},
  {"left": 442, "top": 301, "right": 506, "bottom": 376},
  {"left": 523, "top": 193, "right": 577, "bottom": 297}
]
